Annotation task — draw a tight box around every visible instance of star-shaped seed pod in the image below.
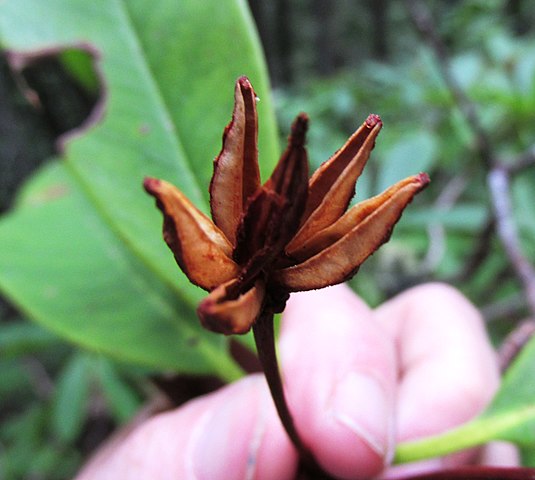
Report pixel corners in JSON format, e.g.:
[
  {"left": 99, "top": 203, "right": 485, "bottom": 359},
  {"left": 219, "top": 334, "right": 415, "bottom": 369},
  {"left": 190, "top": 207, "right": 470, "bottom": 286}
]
[{"left": 144, "top": 76, "right": 429, "bottom": 336}]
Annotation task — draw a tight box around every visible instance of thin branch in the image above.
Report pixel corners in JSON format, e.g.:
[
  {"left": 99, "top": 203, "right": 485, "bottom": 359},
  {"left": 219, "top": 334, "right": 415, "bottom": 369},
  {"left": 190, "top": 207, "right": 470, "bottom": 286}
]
[
  {"left": 481, "top": 291, "right": 526, "bottom": 323},
  {"left": 503, "top": 145, "right": 535, "bottom": 174},
  {"left": 422, "top": 174, "right": 467, "bottom": 271},
  {"left": 498, "top": 319, "right": 535, "bottom": 373},
  {"left": 488, "top": 167, "right": 535, "bottom": 315},
  {"left": 454, "top": 218, "right": 495, "bottom": 283},
  {"left": 22, "top": 357, "right": 54, "bottom": 399},
  {"left": 252, "top": 310, "right": 332, "bottom": 479},
  {"left": 252, "top": 311, "right": 305, "bottom": 454}
]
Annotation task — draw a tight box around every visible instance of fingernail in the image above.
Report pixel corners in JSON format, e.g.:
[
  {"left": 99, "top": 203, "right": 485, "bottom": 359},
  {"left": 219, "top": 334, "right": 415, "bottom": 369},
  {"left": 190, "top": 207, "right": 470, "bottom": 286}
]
[{"left": 330, "top": 371, "right": 394, "bottom": 462}]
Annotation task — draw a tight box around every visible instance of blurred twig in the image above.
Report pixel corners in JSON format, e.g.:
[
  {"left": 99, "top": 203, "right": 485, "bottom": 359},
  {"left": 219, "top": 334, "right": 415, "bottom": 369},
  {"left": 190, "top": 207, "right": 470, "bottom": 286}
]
[
  {"left": 498, "top": 319, "right": 535, "bottom": 373},
  {"left": 481, "top": 291, "right": 526, "bottom": 323},
  {"left": 488, "top": 167, "right": 535, "bottom": 314},
  {"left": 503, "top": 145, "right": 535, "bottom": 174},
  {"left": 455, "top": 218, "right": 495, "bottom": 283},
  {"left": 422, "top": 174, "right": 467, "bottom": 271},
  {"left": 22, "top": 357, "right": 54, "bottom": 399},
  {"left": 405, "top": 0, "right": 535, "bottom": 319}
]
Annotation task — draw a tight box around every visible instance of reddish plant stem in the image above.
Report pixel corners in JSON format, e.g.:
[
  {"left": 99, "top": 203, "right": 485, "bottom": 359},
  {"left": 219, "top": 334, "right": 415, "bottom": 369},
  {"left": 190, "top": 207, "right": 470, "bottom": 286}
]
[{"left": 252, "top": 309, "right": 332, "bottom": 479}]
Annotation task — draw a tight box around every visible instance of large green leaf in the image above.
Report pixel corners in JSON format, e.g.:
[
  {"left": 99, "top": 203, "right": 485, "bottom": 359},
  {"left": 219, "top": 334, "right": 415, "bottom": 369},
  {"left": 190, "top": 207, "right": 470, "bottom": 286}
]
[
  {"left": 395, "top": 333, "right": 535, "bottom": 463},
  {"left": 0, "top": 0, "right": 278, "bottom": 378},
  {"left": 1, "top": 162, "right": 240, "bottom": 377}
]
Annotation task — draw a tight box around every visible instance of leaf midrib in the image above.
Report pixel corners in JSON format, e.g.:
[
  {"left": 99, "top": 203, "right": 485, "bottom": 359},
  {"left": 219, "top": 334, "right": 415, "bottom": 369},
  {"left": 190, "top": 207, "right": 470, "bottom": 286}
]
[
  {"left": 63, "top": 0, "right": 206, "bottom": 310},
  {"left": 59, "top": 0, "right": 242, "bottom": 380}
]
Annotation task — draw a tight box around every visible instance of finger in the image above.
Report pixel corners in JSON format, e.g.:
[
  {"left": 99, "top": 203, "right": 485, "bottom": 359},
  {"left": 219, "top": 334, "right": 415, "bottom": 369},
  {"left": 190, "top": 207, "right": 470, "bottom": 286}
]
[
  {"left": 76, "top": 374, "right": 297, "bottom": 480},
  {"left": 478, "top": 441, "right": 519, "bottom": 467},
  {"left": 374, "top": 283, "right": 499, "bottom": 450},
  {"left": 278, "top": 284, "right": 397, "bottom": 480}
]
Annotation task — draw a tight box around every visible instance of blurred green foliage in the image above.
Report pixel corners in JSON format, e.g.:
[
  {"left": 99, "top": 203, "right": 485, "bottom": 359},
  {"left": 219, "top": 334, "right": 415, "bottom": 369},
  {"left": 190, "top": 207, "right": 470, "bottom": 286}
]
[
  {"left": 1, "top": 0, "right": 535, "bottom": 478},
  {"left": 276, "top": 2, "right": 535, "bottom": 320},
  {"left": 0, "top": 318, "right": 144, "bottom": 479}
]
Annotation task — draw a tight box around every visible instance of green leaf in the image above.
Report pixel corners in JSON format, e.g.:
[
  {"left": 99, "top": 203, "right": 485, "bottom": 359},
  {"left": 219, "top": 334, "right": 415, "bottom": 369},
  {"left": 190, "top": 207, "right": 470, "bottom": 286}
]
[
  {"left": 450, "top": 52, "right": 484, "bottom": 91},
  {"left": 51, "top": 353, "right": 92, "bottom": 444},
  {"left": 1, "top": 162, "right": 241, "bottom": 378},
  {"left": 395, "top": 333, "right": 535, "bottom": 463},
  {"left": 1, "top": 404, "right": 80, "bottom": 479},
  {"left": 0, "top": 405, "right": 46, "bottom": 474},
  {"left": 0, "top": 321, "right": 61, "bottom": 359},
  {"left": 377, "top": 131, "right": 437, "bottom": 194},
  {"left": 0, "top": 359, "right": 33, "bottom": 398},
  {"left": 520, "top": 446, "right": 535, "bottom": 467},
  {"left": 514, "top": 173, "right": 535, "bottom": 244},
  {"left": 0, "top": 0, "right": 277, "bottom": 378},
  {"left": 59, "top": 49, "right": 101, "bottom": 95},
  {"left": 401, "top": 204, "right": 489, "bottom": 231},
  {"left": 96, "top": 357, "right": 141, "bottom": 423}
]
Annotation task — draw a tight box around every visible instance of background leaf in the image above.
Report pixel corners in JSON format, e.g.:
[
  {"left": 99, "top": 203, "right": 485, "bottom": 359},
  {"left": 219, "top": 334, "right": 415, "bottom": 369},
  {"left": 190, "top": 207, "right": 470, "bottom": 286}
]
[
  {"left": 377, "top": 131, "right": 438, "bottom": 194},
  {"left": 96, "top": 357, "right": 141, "bottom": 423},
  {"left": 0, "top": 0, "right": 278, "bottom": 377},
  {"left": 51, "top": 353, "right": 92, "bottom": 444},
  {"left": 0, "top": 322, "right": 60, "bottom": 359}
]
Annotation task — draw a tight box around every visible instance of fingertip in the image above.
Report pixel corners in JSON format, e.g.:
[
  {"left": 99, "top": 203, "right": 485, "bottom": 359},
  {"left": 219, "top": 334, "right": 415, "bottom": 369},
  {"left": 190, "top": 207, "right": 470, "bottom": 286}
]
[
  {"left": 315, "top": 370, "right": 396, "bottom": 478},
  {"left": 376, "top": 282, "right": 489, "bottom": 336},
  {"left": 188, "top": 375, "right": 297, "bottom": 480},
  {"left": 280, "top": 285, "right": 397, "bottom": 479},
  {"left": 375, "top": 283, "right": 499, "bottom": 442}
]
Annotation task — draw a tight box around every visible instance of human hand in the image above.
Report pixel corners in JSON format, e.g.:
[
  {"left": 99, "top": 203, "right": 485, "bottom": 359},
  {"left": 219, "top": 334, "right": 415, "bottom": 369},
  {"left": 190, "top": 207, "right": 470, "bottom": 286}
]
[{"left": 76, "top": 283, "right": 514, "bottom": 480}]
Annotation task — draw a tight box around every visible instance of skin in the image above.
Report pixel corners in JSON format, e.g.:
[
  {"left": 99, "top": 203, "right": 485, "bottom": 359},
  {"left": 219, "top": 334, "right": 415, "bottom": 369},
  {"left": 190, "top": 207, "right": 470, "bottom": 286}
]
[{"left": 76, "top": 283, "right": 516, "bottom": 480}]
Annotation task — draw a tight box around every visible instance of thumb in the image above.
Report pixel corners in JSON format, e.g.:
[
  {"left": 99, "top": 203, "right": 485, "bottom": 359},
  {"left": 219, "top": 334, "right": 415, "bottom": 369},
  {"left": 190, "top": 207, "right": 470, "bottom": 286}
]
[
  {"left": 279, "top": 284, "right": 397, "bottom": 480},
  {"left": 75, "top": 375, "right": 297, "bottom": 480}
]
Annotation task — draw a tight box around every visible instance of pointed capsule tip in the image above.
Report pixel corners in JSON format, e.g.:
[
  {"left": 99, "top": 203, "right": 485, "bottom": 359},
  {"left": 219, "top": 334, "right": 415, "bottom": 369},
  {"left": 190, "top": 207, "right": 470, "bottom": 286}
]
[
  {"left": 417, "top": 172, "right": 431, "bottom": 185},
  {"left": 365, "top": 114, "right": 382, "bottom": 128},
  {"left": 143, "top": 177, "right": 161, "bottom": 194},
  {"left": 238, "top": 75, "right": 252, "bottom": 91},
  {"left": 290, "top": 113, "right": 309, "bottom": 147}
]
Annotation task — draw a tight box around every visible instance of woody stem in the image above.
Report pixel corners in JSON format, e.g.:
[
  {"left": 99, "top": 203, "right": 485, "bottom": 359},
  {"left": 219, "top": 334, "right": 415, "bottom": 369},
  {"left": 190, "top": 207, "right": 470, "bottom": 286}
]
[{"left": 252, "top": 309, "right": 330, "bottom": 478}]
